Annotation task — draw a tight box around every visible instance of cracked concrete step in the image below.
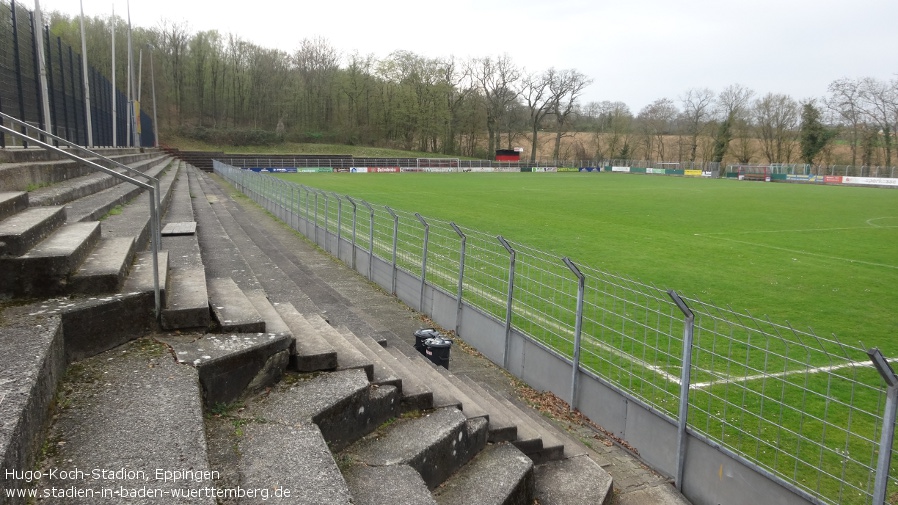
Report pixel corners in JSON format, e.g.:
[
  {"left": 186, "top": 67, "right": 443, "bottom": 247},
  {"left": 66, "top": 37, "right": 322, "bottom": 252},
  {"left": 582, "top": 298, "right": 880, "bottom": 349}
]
[
  {"left": 337, "top": 326, "right": 402, "bottom": 389},
  {"left": 0, "top": 306, "right": 65, "bottom": 500},
  {"left": 483, "top": 381, "right": 565, "bottom": 464},
  {"left": 456, "top": 375, "right": 544, "bottom": 457},
  {"left": 207, "top": 277, "right": 265, "bottom": 333},
  {"left": 385, "top": 345, "right": 459, "bottom": 411},
  {"left": 345, "top": 464, "right": 436, "bottom": 505},
  {"left": 305, "top": 313, "right": 373, "bottom": 380},
  {"left": 431, "top": 366, "right": 517, "bottom": 443},
  {"left": 354, "top": 329, "right": 434, "bottom": 413},
  {"left": 238, "top": 422, "right": 353, "bottom": 505},
  {"left": 161, "top": 331, "right": 292, "bottom": 407},
  {"left": 36, "top": 338, "right": 215, "bottom": 504},
  {"left": 274, "top": 301, "right": 338, "bottom": 372},
  {"left": 534, "top": 454, "right": 614, "bottom": 505},
  {"left": 0, "top": 221, "right": 100, "bottom": 297},
  {"left": 161, "top": 266, "right": 211, "bottom": 330},
  {"left": 0, "top": 191, "right": 28, "bottom": 221},
  {"left": 345, "top": 406, "right": 488, "bottom": 490},
  {"left": 69, "top": 236, "right": 136, "bottom": 294},
  {"left": 402, "top": 348, "right": 490, "bottom": 422},
  {"left": 434, "top": 442, "right": 535, "bottom": 505},
  {"left": 245, "top": 368, "right": 399, "bottom": 452},
  {"left": 0, "top": 205, "right": 65, "bottom": 256},
  {"left": 122, "top": 250, "right": 170, "bottom": 304}
]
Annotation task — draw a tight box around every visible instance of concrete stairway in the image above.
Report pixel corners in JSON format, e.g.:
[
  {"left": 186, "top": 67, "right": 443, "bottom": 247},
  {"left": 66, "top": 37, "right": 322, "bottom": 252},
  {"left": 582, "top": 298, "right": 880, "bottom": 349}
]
[{"left": 0, "top": 151, "right": 617, "bottom": 505}]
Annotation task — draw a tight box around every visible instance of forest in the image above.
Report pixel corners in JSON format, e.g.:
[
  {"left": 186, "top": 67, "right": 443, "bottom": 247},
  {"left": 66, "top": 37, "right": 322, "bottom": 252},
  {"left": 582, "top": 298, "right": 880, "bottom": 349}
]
[{"left": 48, "top": 12, "right": 898, "bottom": 167}]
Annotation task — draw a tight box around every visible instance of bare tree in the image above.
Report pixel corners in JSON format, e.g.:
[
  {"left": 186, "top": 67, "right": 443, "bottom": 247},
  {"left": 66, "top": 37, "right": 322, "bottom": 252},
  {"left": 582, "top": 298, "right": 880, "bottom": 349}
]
[
  {"left": 637, "top": 98, "right": 678, "bottom": 160},
  {"left": 518, "top": 69, "right": 555, "bottom": 162},
  {"left": 549, "top": 69, "right": 592, "bottom": 160},
  {"left": 825, "top": 78, "right": 864, "bottom": 167},
  {"left": 754, "top": 93, "right": 799, "bottom": 163},
  {"left": 680, "top": 88, "right": 715, "bottom": 162},
  {"left": 858, "top": 77, "right": 895, "bottom": 167},
  {"left": 711, "top": 84, "right": 754, "bottom": 164},
  {"left": 472, "top": 55, "right": 520, "bottom": 157}
]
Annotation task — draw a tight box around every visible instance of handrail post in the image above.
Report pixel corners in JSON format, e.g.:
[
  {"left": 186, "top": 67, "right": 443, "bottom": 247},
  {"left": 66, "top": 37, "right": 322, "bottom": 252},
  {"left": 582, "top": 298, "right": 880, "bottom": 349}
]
[
  {"left": 450, "top": 222, "right": 466, "bottom": 337},
  {"left": 498, "top": 236, "right": 516, "bottom": 369},
  {"left": 386, "top": 206, "right": 399, "bottom": 295},
  {"left": 415, "top": 213, "right": 429, "bottom": 313},
  {"left": 346, "top": 196, "right": 358, "bottom": 270},
  {"left": 563, "top": 257, "right": 585, "bottom": 412},
  {"left": 868, "top": 348, "right": 898, "bottom": 505},
  {"left": 668, "top": 289, "right": 696, "bottom": 492}
]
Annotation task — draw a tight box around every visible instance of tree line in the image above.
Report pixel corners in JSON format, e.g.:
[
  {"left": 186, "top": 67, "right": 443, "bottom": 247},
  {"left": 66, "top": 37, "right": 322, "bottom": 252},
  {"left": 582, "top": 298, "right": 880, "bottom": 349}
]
[{"left": 47, "top": 12, "right": 897, "bottom": 166}]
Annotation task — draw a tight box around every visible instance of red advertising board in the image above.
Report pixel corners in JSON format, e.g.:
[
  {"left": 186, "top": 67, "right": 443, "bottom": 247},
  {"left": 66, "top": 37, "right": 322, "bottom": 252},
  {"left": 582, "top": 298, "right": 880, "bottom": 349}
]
[{"left": 824, "top": 176, "right": 843, "bottom": 184}]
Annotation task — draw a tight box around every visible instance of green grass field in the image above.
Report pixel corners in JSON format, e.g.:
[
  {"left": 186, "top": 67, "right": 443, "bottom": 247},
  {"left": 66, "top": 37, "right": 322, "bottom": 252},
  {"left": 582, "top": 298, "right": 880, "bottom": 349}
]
[
  {"left": 279, "top": 172, "right": 898, "bottom": 354},
  {"left": 251, "top": 169, "right": 898, "bottom": 503}
]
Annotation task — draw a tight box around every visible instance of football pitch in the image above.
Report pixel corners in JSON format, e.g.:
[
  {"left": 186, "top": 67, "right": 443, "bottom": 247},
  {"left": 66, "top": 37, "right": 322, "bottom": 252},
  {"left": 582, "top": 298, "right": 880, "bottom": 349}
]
[{"left": 280, "top": 171, "right": 898, "bottom": 354}]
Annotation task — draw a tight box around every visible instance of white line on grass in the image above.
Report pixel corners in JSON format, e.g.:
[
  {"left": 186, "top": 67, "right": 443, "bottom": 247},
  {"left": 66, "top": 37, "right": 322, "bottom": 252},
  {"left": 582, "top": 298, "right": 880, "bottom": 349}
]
[
  {"left": 694, "top": 236, "right": 898, "bottom": 270},
  {"left": 690, "top": 357, "right": 898, "bottom": 389}
]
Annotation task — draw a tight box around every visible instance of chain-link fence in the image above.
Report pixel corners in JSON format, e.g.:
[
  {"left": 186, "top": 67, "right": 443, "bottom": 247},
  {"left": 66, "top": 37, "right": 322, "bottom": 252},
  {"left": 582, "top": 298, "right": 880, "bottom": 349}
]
[
  {"left": 216, "top": 162, "right": 897, "bottom": 505},
  {"left": 0, "top": 0, "right": 154, "bottom": 147}
]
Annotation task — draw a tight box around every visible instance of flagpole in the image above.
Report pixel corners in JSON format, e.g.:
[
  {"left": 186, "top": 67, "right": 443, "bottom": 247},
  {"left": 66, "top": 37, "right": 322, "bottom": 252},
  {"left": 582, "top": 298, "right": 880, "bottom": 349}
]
[
  {"left": 111, "top": 4, "right": 116, "bottom": 147},
  {"left": 79, "top": 0, "right": 93, "bottom": 147}
]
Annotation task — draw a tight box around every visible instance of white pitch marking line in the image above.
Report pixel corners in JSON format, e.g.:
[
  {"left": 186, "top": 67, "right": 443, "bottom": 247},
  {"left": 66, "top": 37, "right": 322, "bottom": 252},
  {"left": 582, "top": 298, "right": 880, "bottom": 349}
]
[
  {"left": 691, "top": 357, "right": 898, "bottom": 389},
  {"left": 695, "top": 236, "right": 898, "bottom": 270}
]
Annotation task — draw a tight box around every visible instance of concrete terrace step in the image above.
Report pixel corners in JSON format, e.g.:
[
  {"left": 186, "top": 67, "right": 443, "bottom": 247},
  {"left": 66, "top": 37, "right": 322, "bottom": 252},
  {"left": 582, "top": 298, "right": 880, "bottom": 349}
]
[
  {"left": 0, "top": 221, "right": 100, "bottom": 297},
  {"left": 246, "top": 368, "right": 399, "bottom": 451},
  {"left": 385, "top": 345, "right": 459, "bottom": 410},
  {"left": 28, "top": 154, "right": 170, "bottom": 207},
  {"left": 0, "top": 205, "right": 65, "bottom": 256},
  {"left": 69, "top": 236, "right": 136, "bottom": 294},
  {"left": 36, "top": 338, "right": 215, "bottom": 504},
  {"left": 161, "top": 331, "right": 292, "bottom": 407},
  {"left": 434, "top": 442, "right": 534, "bottom": 505},
  {"left": 402, "top": 347, "right": 490, "bottom": 421},
  {"left": 457, "top": 375, "right": 545, "bottom": 457},
  {"left": 0, "top": 146, "right": 143, "bottom": 163},
  {"left": 122, "top": 250, "right": 170, "bottom": 304},
  {"left": 0, "top": 151, "right": 161, "bottom": 192},
  {"left": 305, "top": 313, "right": 373, "bottom": 379},
  {"left": 337, "top": 326, "right": 402, "bottom": 389},
  {"left": 161, "top": 266, "right": 211, "bottom": 330},
  {"left": 204, "top": 369, "right": 397, "bottom": 505},
  {"left": 534, "top": 454, "right": 614, "bottom": 505},
  {"left": 345, "top": 464, "right": 436, "bottom": 505},
  {"left": 62, "top": 156, "right": 172, "bottom": 223},
  {"left": 0, "top": 308, "right": 65, "bottom": 500},
  {"left": 345, "top": 406, "right": 488, "bottom": 490},
  {"left": 0, "top": 191, "right": 27, "bottom": 220},
  {"left": 207, "top": 277, "right": 265, "bottom": 333},
  {"left": 273, "top": 301, "right": 338, "bottom": 372},
  {"left": 434, "top": 365, "right": 517, "bottom": 443},
  {"left": 355, "top": 329, "right": 435, "bottom": 412}
]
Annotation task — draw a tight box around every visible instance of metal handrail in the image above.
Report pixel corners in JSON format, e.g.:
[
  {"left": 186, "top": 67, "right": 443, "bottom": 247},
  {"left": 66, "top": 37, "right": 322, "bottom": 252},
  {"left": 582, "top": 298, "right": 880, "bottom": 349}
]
[
  {"left": 0, "top": 110, "right": 163, "bottom": 246},
  {"left": 0, "top": 120, "right": 162, "bottom": 320}
]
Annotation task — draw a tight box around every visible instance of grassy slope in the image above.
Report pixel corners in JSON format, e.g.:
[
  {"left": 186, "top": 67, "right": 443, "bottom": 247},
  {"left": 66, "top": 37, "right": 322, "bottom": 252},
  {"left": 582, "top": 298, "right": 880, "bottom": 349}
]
[{"left": 279, "top": 172, "right": 898, "bottom": 351}]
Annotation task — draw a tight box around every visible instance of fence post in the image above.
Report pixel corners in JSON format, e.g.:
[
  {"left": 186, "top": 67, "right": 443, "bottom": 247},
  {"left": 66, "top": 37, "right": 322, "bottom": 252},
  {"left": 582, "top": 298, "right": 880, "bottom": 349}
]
[
  {"left": 415, "top": 213, "right": 429, "bottom": 313},
  {"left": 668, "top": 290, "right": 695, "bottom": 493},
  {"left": 563, "top": 257, "right": 585, "bottom": 412},
  {"left": 498, "top": 236, "right": 516, "bottom": 369},
  {"left": 313, "top": 190, "right": 320, "bottom": 246},
  {"left": 868, "top": 348, "right": 898, "bottom": 505},
  {"left": 386, "top": 206, "right": 399, "bottom": 295},
  {"left": 334, "top": 193, "right": 342, "bottom": 261},
  {"left": 360, "top": 200, "right": 375, "bottom": 281},
  {"left": 290, "top": 184, "right": 295, "bottom": 230},
  {"left": 321, "top": 191, "right": 330, "bottom": 253},
  {"left": 450, "top": 222, "right": 466, "bottom": 337},
  {"left": 346, "top": 196, "right": 358, "bottom": 270}
]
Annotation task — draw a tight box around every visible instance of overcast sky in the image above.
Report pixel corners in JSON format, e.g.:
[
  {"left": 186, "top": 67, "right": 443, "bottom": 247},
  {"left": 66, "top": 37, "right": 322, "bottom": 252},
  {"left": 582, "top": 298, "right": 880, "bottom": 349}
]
[{"left": 41, "top": 0, "right": 898, "bottom": 113}]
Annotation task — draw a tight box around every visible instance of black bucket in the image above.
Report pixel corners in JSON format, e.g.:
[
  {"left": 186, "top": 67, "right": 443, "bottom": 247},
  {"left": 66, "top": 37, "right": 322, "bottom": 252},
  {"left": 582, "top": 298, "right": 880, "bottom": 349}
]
[{"left": 423, "top": 337, "right": 452, "bottom": 369}]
